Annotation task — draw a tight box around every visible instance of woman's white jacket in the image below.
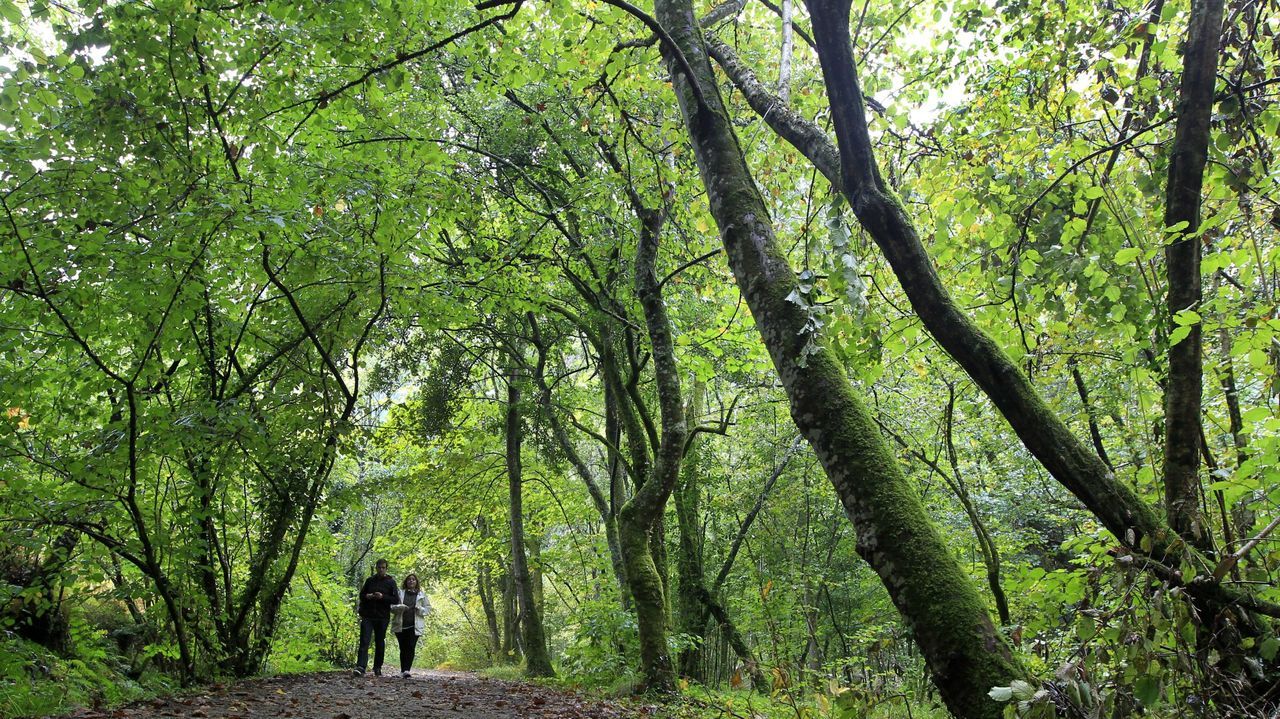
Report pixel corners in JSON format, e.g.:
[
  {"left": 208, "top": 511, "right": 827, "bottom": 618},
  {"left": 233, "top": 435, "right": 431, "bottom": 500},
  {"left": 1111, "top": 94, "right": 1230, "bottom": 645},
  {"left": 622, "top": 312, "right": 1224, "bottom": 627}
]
[{"left": 391, "top": 591, "right": 431, "bottom": 636}]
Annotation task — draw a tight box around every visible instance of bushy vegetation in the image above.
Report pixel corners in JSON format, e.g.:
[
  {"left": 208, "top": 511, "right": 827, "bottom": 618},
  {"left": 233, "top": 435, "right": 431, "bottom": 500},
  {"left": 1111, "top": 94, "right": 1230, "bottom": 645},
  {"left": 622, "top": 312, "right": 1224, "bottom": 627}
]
[{"left": 0, "top": 623, "right": 171, "bottom": 717}]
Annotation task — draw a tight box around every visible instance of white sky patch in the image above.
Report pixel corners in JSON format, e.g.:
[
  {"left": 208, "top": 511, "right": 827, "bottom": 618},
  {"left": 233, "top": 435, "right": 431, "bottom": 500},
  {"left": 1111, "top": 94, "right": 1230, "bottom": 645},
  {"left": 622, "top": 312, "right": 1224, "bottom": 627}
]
[{"left": 885, "top": 17, "right": 975, "bottom": 126}]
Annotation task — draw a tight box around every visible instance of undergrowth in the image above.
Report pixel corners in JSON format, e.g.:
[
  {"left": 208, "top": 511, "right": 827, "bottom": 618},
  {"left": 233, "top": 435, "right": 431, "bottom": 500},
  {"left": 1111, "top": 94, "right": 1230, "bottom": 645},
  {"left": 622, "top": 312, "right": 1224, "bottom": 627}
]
[
  {"left": 651, "top": 685, "right": 949, "bottom": 719},
  {"left": 0, "top": 632, "right": 172, "bottom": 718}
]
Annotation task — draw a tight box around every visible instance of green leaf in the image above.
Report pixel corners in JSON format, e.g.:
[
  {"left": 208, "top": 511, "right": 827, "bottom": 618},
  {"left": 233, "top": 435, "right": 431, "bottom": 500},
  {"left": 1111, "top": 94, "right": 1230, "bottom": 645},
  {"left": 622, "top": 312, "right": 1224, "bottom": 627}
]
[
  {"left": 1133, "top": 675, "right": 1160, "bottom": 707},
  {"left": 1010, "top": 680, "right": 1037, "bottom": 701},
  {"left": 1173, "top": 309, "right": 1201, "bottom": 326},
  {"left": 988, "top": 686, "right": 1014, "bottom": 702},
  {"left": 1260, "top": 637, "right": 1280, "bottom": 662},
  {"left": 1242, "top": 406, "right": 1270, "bottom": 424},
  {"left": 1075, "top": 614, "right": 1097, "bottom": 641},
  {"left": 1169, "top": 325, "right": 1193, "bottom": 347},
  {"left": 0, "top": 0, "right": 22, "bottom": 24},
  {"left": 1113, "top": 247, "right": 1141, "bottom": 264}
]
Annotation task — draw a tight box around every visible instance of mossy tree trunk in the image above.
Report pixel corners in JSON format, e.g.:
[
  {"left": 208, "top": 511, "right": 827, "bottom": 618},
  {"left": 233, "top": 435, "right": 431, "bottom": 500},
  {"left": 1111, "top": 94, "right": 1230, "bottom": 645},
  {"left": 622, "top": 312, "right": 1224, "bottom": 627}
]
[
  {"left": 706, "top": 5, "right": 1165, "bottom": 560},
  {"left": 616, "top": 201, "right": 689, "bottom": 693},
  {"left": 708, "top": 0, "right": 1280, "bottom": 654},
  {"left": 705, "top": 6, "right": 1276, "bottom": 654},
  {"left": 651, "top": 0, "right": 1025, "bottom": 714}
]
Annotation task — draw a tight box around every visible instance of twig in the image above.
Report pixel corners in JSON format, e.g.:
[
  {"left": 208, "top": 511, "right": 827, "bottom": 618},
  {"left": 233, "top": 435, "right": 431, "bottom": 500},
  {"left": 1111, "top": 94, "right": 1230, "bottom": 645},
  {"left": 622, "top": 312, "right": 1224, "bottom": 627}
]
[{"left": 1213, "top": 514, "right": 1280, "bottom": 581}]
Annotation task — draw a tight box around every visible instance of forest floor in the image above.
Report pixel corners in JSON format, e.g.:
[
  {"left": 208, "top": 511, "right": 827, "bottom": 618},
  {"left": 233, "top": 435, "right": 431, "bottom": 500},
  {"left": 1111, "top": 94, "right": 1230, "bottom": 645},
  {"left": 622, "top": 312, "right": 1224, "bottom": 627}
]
[{"left": 54, "top": 670, "right": 643, "bottom": 719}]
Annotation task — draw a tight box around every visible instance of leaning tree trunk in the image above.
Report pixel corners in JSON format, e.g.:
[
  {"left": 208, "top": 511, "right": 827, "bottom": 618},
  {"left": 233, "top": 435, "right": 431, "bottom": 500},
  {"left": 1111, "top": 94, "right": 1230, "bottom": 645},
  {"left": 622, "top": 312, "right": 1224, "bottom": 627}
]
[
  {"left": 705, "top": 7, "right": 1167, "bottom": 562},
  {"left": 799, "top": 0, "right": 1179, "bottom": 557},
  {"left": 506, "top": 368, "right": 556, "bottom": 677},
  {"left": 651, "top": 0, "right": 1025, "bottom": 715}
]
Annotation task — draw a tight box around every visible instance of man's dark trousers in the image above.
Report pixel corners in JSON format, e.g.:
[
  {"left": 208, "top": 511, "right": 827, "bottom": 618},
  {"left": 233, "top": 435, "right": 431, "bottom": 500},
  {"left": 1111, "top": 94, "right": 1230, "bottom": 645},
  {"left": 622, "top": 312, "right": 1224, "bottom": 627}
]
[{"left": 357, "top": 616, "right": 390, "bottom": 675}]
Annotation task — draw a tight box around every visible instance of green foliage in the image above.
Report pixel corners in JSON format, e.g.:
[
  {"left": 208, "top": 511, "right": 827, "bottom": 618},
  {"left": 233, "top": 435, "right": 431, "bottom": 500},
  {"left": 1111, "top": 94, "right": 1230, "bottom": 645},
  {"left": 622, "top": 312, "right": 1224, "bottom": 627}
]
[
  {"left": 265, "top": 539, "right": 355, "bottom": 674},
  {"left": 0, "top": 630, "right": 171, "bottom": 718},
  {"left": 0, "top": 0, "right": 1277, "bottom": 712},
  {"left": 649, "top": 685, "right": 951, "bottom": 719},
  {"left": 559, "top": 597, "right": 640, "bottom": 688}
]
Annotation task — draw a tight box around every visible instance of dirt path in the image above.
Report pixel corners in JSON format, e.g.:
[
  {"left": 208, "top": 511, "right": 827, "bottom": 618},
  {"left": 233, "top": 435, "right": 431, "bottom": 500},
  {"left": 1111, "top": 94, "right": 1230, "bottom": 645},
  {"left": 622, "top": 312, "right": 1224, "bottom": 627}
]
[{"left": 58, "top": 670, "right": 641, "bottom": 719}]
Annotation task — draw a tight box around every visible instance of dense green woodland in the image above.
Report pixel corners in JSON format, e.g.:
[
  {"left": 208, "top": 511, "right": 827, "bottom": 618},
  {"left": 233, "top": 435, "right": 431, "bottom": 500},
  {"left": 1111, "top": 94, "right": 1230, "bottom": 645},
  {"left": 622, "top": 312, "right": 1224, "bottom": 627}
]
[{"left": 1, "top": 0, "right": 1278, "bottom": 716}]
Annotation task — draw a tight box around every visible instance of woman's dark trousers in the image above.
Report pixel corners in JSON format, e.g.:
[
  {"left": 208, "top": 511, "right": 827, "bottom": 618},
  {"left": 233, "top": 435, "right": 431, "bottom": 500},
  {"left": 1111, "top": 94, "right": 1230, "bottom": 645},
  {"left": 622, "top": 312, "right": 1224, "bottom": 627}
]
[{"left": 396, "top": 628, "right": 418, "bottom": 672}]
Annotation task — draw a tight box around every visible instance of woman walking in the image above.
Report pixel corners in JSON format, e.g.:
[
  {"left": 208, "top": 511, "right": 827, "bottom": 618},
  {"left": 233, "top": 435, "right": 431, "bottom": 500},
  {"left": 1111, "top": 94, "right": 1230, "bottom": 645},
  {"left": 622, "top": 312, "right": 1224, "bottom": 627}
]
[{"left": 391, "top": 573, "right": 431, "bottom": 677}]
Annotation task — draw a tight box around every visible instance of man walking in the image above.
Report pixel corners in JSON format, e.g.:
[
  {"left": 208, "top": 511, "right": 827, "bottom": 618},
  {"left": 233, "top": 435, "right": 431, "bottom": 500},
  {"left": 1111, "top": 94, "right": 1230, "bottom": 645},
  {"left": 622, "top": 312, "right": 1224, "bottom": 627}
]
[{"left": 355, "top": 559, "right": 399, "bottom": 676}]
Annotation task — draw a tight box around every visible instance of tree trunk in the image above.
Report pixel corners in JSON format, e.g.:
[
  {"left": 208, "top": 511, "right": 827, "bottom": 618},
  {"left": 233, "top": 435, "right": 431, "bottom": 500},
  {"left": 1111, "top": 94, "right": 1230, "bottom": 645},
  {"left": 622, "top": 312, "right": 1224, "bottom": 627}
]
[
  {"left": 616, "top": 204, "right": 689, "bottom": 692},
  {"left": 506, "top": 370, "right": 556, "bottom": 677},
  {"left": 651, "top": 1, "right": 1025, "bottom": 714},
  {"left": 500, "top": 566, "right": 520, "bottom": 663},
  {"left": 528, "top": 316, "right": 631, "bottom": 605},
  {"left": 1162, "top": 0, "right": 1223, "bottom": 555},
  {"left": 674, "top": 381, "right": 707, "bottom": 680},
  {"left": 479, "top": 571, "right": 501, "bottom": 662},
  {"left": 698, "top": 587, "right": 767, "bottom": 690},
  {"left": 528, "top": 528, "right": 545, "bottom": 614},
  {"left": 605, "top": 380, "right": 633, "bottom": 610},
  {"left": 675, "top": 381, "right": 768, "bottom": 689},
  {"left": 802, "top": 588, "right": 821, "bottom": 672}
]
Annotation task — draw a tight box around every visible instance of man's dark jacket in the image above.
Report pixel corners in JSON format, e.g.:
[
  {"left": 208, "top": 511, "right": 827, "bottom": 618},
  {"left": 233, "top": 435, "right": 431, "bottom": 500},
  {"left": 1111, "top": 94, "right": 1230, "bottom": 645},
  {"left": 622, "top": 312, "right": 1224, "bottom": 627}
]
[{"left": 357, "top": 575, "right": 400, "bottom": 620}]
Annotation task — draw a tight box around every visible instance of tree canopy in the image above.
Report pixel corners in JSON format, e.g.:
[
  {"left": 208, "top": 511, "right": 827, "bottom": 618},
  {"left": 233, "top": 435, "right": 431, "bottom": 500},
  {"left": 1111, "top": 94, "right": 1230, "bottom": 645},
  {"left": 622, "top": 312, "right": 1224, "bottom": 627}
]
[{"left": 2, "top": 0, "right": 1279, "bottom": 717}]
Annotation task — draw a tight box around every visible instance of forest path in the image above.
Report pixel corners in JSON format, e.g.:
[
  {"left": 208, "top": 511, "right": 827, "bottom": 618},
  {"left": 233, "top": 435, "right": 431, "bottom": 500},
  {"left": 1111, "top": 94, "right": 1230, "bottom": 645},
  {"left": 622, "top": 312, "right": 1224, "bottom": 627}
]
[{"left": 60, "top": 670, "right": 640, "bottom": 719}]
